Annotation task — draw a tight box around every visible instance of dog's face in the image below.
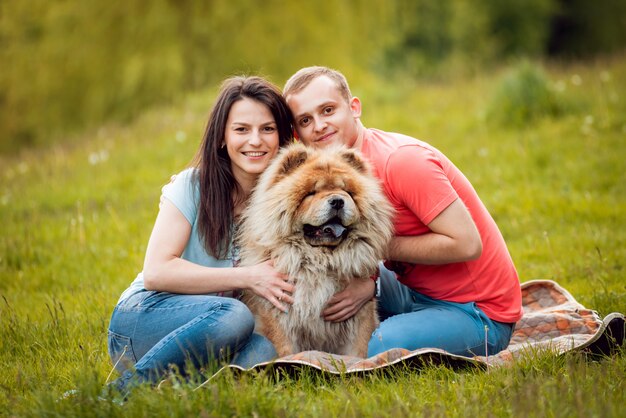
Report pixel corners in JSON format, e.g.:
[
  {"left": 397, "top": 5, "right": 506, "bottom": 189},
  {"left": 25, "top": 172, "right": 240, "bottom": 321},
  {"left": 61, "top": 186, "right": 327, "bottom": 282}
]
[
  {"left": 297, "top": 167, "right": 360, "bottom": 247},
  {"left": 264, "top": 143, "right": 370, "bottom": 248},
  {"left": 239, "top": 142, "right": 394, "bottom": 278}
]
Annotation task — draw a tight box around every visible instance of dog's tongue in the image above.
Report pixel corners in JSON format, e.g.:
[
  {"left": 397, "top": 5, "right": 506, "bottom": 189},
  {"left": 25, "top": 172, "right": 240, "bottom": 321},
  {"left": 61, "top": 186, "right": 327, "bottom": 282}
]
[{"left": 322, "top": 223, "right": 346, "bottom": 238}]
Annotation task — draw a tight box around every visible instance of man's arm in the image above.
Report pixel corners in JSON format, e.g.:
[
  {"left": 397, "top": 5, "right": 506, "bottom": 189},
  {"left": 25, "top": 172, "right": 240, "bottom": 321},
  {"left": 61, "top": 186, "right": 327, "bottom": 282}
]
[{"left": 387, "top": 198, "right": 482, "bottom": 265}]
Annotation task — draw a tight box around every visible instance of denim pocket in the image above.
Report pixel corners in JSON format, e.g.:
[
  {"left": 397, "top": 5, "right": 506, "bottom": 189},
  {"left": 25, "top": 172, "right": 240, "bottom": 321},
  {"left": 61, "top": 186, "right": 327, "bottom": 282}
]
[{"left": 107, "top": 330, "right": 137, "bottom": 373}]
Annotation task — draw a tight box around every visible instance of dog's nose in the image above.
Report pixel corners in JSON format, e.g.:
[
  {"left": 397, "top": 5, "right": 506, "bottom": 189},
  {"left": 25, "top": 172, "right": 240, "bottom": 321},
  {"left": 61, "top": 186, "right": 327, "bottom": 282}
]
[{"left": 329, "top": 197, "right": 344, "bottom": 209}]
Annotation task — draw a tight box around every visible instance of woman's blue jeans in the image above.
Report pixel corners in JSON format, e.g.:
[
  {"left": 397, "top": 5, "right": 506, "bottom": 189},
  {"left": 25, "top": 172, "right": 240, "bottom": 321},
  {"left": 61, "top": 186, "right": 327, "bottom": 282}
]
[
  {"left": 368, "top": 265, "right": 514, "bottom": 358},
  {"left": 107, "top": 291, "right": 276, "bottom": 391}
]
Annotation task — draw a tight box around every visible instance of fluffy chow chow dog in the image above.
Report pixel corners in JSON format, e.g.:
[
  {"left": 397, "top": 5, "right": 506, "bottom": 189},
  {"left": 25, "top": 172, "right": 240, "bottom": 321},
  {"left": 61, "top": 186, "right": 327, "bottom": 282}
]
[{"left": 238, "top": 143, "right": 394, "bottom": 357}]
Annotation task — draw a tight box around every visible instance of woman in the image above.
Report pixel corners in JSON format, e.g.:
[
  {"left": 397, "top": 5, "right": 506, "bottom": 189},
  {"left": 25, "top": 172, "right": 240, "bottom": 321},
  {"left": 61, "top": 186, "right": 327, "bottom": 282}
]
[{"left": 107, "top": 76, "right": 295, "bottom": 396}]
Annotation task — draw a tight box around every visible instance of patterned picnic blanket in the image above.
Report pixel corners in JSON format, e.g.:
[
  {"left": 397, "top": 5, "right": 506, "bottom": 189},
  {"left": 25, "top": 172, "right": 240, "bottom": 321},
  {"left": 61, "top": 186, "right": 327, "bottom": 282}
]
[{"left": 208, "top": 280, "right": 625, "bottom": 379}]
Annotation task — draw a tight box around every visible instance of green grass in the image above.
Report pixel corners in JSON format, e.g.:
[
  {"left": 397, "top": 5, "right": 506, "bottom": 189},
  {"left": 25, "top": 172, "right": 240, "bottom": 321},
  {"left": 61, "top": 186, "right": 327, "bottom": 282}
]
[{"left": 1, "top": 56, "right": 625, "bottom": 416}]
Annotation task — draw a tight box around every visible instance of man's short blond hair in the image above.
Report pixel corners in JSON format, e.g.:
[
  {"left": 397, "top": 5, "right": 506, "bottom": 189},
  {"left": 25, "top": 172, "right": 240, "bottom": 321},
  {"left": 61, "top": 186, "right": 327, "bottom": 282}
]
[{"left": 284, "top": 66, "right": 352, "bottom": 103}]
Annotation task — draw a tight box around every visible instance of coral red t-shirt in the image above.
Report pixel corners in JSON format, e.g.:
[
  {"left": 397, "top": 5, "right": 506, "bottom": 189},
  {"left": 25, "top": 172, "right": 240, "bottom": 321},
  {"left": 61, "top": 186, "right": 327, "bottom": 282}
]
[{"left": 361, "top": 128, "right": 522, "bottom": 323}]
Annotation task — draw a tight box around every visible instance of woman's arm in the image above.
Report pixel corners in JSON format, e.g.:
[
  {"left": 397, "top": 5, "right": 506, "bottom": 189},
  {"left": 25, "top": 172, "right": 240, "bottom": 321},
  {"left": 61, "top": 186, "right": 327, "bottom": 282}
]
[{"left": 142, "top": 199, "right": 294, "bottom": 310}]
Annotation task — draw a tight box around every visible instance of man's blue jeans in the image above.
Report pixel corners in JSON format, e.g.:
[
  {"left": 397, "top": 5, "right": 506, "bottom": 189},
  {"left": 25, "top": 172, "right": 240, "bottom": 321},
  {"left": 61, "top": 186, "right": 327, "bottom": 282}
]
[
  {"left": 368, "top": 265, "right": 514, "bottom": 357},
  {"left": 107, "top": 291, "right": 276, "bottom": 391}
]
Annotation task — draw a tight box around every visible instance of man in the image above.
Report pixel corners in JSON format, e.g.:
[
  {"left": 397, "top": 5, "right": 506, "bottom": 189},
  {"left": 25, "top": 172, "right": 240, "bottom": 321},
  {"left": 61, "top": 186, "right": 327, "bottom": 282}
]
[{"left": 283, "top": 66, "right": 522, "bottom": 357}]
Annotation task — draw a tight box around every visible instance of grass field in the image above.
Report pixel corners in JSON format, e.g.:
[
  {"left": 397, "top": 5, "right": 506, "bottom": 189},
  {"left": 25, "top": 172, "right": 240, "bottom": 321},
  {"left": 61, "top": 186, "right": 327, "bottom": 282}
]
[{"left": 1, "top": 56, "right": 625, "bottom": 417}]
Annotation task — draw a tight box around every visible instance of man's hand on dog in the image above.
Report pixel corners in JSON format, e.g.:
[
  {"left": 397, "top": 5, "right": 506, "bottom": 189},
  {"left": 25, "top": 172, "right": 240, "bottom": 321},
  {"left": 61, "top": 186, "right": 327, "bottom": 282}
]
[
  {"left": 247, "top": 260, "right": 295, "bottom": 313},
  {"left": 322, "top": 278, "right": 375, "bottom": 322}
]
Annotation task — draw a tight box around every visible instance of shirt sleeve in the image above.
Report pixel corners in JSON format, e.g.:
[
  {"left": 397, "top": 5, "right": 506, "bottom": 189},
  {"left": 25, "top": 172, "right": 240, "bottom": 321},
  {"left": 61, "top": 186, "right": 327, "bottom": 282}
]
[
  {"left": 161, "top": 168, "right": 199, "bottom": 226},
  {"left": 385, "top": 145, "right": 458, "bottom": 225}
]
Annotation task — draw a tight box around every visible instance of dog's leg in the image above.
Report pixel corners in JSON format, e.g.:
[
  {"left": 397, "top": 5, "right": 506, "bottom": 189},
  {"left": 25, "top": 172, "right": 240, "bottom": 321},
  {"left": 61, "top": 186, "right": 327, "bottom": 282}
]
[
  {"left": 351, "top": 300, "right": 379, "bottom": 358},
  {"left": 256, "top": 311, "right": 294, "bottom": 357}
]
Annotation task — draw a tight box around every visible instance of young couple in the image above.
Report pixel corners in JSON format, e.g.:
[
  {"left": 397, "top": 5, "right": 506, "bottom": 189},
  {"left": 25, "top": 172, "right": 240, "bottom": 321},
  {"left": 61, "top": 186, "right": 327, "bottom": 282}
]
[{"left": 107, "top": 67, "right": 522, "bottom": 395}]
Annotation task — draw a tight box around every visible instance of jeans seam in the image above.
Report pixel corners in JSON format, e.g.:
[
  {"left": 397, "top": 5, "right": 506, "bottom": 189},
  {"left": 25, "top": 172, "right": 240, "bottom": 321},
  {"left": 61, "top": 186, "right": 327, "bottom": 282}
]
[{"left": 117, "top": 294, "right": 229, "bottom": 312}]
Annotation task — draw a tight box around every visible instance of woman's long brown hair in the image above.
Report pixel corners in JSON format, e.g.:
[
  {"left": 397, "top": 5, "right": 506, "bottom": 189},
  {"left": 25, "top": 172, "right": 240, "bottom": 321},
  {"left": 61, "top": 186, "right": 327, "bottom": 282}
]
[{"left": 192, "top": 76, "right": 293, "bottom": 258}]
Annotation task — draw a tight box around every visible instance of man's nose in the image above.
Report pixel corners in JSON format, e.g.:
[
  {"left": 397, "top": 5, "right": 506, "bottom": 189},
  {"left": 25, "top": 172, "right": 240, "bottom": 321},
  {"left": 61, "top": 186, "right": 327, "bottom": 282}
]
[{"left": 313, "top": 116, "right": 326, "bottom": 132}]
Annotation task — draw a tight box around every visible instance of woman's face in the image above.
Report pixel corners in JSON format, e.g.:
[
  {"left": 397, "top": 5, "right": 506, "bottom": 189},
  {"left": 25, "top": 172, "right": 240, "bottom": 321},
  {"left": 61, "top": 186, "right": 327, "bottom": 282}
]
[{"left": 224, "top": 98, "right": 280, "bottom": 181}]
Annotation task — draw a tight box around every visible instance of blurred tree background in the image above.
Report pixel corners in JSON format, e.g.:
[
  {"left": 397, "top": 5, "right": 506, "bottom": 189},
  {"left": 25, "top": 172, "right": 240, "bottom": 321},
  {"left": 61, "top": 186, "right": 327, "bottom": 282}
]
[{"left": 1, "top": 0, "right": 624, "bottom": 153}]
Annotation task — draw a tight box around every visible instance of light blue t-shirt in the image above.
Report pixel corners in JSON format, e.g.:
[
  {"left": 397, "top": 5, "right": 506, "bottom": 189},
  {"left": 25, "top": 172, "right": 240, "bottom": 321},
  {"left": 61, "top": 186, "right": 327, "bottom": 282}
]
[{"left": 117, "top": 168, "right": 237, "bottom": 303}]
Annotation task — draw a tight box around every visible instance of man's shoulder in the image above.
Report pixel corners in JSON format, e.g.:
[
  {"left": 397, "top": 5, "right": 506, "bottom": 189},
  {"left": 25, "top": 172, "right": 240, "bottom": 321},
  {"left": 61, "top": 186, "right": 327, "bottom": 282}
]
[
  {"left": 364, "top": 128, "right": 436, "bottom": 162},
  {"left": 366, "top": 128, "right": 432, "bottom": 150}
]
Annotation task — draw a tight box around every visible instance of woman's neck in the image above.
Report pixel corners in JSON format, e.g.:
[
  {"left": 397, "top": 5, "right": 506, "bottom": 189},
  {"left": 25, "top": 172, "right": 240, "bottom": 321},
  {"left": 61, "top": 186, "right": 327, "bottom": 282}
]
[{"left": 232, "top": 171, "right": 258, "bottom": 216}]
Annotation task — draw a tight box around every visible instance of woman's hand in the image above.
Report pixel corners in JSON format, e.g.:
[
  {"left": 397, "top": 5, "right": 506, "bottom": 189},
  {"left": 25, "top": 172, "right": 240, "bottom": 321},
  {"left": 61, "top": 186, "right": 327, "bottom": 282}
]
[
  {"left": 245, "top": 260, "right": 295, "bottom": 313},
  {"left": 322, "top": 278, "right": 375, "bottom": 322}
]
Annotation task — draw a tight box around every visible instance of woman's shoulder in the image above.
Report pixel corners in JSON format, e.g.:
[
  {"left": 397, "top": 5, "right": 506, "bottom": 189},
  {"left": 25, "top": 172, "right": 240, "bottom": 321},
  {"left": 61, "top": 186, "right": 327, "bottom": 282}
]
[
  {"left": 175, "top": 167, "right": 199, "bottom": 183},
  {"left": 163, "top": 167, "right": 200, "bottom": 204}
]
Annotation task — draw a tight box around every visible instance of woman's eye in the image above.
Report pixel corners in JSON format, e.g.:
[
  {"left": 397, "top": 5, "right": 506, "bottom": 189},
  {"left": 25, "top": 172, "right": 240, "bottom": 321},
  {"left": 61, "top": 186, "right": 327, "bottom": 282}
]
[
  {"left": 323, "top": 107, "right": 333, "bottom": 114},
  {"left": 264, "top": 126, "right": 276, "bottom": 132}
]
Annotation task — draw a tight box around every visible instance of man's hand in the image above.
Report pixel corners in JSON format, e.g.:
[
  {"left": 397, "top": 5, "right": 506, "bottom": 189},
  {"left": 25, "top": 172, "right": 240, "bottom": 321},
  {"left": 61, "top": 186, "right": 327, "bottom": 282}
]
[{"left": 322, "top": 278, "right": 375, "bottom": 322}]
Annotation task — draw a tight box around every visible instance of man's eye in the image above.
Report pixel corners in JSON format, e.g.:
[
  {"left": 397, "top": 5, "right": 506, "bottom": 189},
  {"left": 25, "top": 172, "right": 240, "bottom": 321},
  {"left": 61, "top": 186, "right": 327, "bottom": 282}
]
[
  {"left": 323, "top": 107, "right": 333, "bottom": 114},
  {"left": 300, "top": 117, "right": 310, "bottom": 126}
]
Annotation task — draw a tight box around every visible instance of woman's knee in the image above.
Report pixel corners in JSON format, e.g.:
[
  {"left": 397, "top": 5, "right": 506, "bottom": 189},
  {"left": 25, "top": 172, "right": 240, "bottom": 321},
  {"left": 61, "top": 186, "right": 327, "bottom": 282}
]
[{"left": 221, "top": 298, "right": 255, "bottom": 335}]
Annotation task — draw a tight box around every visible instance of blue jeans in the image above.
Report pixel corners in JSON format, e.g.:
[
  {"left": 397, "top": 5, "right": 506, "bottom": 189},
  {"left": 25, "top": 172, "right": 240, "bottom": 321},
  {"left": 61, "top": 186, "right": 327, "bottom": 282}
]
[
  {"left": 107, "top": 291, "right": 276, "bottom": 392},
  {"left": 368, "top": 265, "right": 514, "bottom": 357}
]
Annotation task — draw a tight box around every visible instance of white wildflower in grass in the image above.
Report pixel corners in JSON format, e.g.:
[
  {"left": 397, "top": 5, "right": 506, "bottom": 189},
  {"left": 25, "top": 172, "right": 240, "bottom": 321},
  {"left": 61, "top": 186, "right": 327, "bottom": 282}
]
[
  {"left": 175, "top": 131, "right": 187, "bottom": 143},
  {"left": 17, "top": 162, "right": 29, "bottom": 174},
  {"left": 553, "top": 80, "right": 566, "bottom": 92},
  {"left": 571, "top": 74, "right": 582, "bottom": 86},
  {"left": 88, "top": 149, "right": 110, "bottom": 165},
  {"left": 581, "top": 115, "right": 595, "bottom": 135},
  {"left": 88, "top": 153, "right": 98, "bottom": 165},
  {"left": 600, "top": 71, "right": 611, "bottom": 82}
]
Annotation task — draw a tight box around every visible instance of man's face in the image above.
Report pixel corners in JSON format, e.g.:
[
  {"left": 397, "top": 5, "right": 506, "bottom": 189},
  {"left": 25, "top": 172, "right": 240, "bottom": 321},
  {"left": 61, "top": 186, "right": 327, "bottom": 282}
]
[{"left": 286, "top": 76, "right": 362, "bottom": 149}]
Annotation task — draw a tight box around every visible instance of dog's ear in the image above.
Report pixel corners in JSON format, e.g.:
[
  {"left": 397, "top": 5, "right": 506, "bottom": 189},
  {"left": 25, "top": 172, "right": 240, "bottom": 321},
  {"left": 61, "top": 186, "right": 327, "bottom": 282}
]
[
  {"left": 340, "top": 148, "right": 367, "bottom": 173},
  {"left": 275, "top": 144, "right": 309, "bottom": 179}
]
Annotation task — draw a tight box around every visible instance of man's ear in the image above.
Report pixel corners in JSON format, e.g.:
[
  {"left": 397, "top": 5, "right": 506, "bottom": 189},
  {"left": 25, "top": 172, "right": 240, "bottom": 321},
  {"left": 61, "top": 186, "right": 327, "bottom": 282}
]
[{"left": 350, "top": 97, "right": 362, "bottom": 118}]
